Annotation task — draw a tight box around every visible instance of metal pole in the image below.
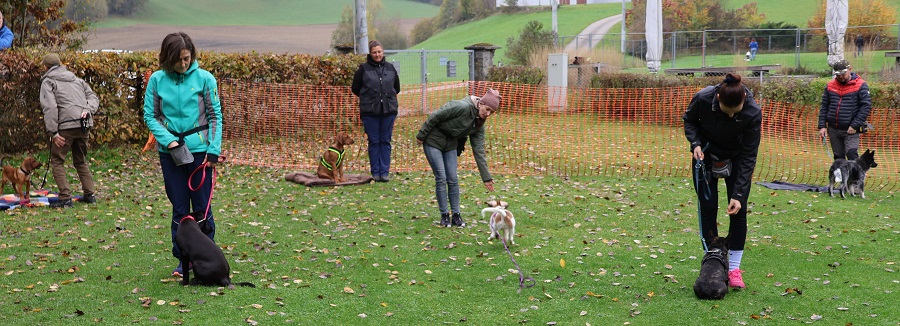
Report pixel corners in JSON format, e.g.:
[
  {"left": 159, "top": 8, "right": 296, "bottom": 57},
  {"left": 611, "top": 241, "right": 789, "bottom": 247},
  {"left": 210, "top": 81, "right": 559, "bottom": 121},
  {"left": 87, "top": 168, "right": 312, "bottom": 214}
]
[
  {"left": 795, "top": 28, "right": 801, "bottom": 69},
  {"left": 420, "top": 50, "right": 427, "bottom": 113},
  {"left": 671, "top": 31, "right": 676, "bottom": 68},
  {"left": 701, "top": 30, "right": 707, "bottom": 67},
  {"left": 355, "top": 0, "right": 369, "bottom": 54},
  {"left": 621, "top": 0, "right": 626, "bottom": 53},
  {"left": 552, "top": 0, "right": 558, "bottom": 47}
]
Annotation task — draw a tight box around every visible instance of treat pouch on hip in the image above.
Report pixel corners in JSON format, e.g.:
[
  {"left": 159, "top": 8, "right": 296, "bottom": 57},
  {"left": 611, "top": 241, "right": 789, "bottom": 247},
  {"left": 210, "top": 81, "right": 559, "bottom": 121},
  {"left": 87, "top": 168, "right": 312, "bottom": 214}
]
[
  {"left": 167, "top": 124, "right": 209, "bottom": 166},
  {"left": 169, "top": 141, "right": 194, "bottom": 166},
  {"left": 709, "top": 154, "right": 732, "bottom": 178}
]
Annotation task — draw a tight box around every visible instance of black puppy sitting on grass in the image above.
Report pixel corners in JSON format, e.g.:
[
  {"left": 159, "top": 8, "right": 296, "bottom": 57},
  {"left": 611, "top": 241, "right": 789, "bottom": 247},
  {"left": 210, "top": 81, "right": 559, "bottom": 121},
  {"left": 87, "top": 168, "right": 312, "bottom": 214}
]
[
  {"left": 693, "top": 237, "right": 729, "bottom": 300},
  {"left": 175, "top": 211, "right": 255, "bottom": 289}
]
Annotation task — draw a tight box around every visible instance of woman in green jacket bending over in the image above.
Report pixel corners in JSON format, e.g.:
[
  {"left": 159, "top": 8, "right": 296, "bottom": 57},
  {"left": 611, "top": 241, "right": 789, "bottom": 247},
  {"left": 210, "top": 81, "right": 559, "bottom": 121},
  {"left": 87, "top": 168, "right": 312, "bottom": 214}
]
[{"left": 416, "top": 89, "right": 500, "bottom": 228}]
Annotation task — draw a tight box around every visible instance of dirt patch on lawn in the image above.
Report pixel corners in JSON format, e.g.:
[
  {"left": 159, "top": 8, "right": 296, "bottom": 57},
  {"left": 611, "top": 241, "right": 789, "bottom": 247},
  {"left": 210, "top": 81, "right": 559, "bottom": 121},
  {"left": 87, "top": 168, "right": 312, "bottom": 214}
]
[{"left": 85, "top": 19, "right": 422, "bottom": 54}]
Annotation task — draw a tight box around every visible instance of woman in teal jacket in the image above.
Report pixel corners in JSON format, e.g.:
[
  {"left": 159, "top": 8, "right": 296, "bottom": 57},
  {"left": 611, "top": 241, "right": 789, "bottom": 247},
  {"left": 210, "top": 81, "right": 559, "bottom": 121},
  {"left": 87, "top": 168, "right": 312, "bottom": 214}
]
[
  {"left": 143, "top": 32, "right": 223, "bottom": 277},
  {"left": 416, "top": 89, "right": 500, "bottom": 228}
]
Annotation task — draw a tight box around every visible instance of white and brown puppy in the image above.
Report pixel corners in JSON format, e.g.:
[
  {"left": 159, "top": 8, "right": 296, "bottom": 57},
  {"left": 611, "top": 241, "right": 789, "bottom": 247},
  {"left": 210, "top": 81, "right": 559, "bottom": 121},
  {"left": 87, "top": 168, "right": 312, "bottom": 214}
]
[{"left": 482, "top": 200, "right": 516, "bottom": 245}]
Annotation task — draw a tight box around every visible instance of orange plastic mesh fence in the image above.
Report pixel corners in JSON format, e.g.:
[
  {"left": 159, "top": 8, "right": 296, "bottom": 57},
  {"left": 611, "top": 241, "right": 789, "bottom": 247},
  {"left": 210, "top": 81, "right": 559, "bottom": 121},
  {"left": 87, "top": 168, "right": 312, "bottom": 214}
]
[{"left": 218, "top": 79, "right": 899, "bottom": 191}]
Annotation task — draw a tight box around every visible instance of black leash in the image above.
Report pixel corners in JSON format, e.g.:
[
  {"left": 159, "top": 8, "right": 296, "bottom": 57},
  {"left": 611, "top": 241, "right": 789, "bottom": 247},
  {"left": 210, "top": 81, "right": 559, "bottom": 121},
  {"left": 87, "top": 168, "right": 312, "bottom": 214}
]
[
  {"left": 692, "top": 144, "right": 712, "bottom": 252},
  {"left": 500, "top": 236, "right": 535, "bottom": 290}
]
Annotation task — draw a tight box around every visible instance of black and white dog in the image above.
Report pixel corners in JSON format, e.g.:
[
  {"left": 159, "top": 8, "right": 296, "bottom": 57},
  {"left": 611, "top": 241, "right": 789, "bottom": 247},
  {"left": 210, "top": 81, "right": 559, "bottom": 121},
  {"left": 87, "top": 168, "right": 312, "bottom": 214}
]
[
  {"left": 693, "top": 237, "right": 729, "bottom": 300},
  {"left": 175, "top": 211, "right": 255, "bottom": 289},
  {"left": 828, "top": 149, "right": 877, "bottom": 199}
]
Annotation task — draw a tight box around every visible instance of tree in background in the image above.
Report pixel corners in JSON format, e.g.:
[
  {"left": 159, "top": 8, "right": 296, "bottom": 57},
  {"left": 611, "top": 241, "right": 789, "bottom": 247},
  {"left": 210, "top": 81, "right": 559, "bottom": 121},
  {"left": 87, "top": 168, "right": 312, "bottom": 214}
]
[
  {"left": 64, "top": 0, "right": 108, "bottom": 22},
  {"left": 107, "top": 0, "right": 148, "bottom": 16},
  {"left": 410, "top": 17, "right": 437, "bottom": 45},
  {"left": 806, "top": 0, "right": 896, "bottom": 41},
  {"left": 1, "top": 0, "right": 89, "bottom": 50},
  {"left": 330, "top": 0, "right": 407, "bottom": 51},
  {"left": 626, "top": 0, "right": 764, "bottom": 33},
  {"left": 506, "top": 20, "right": 556, "bottom": 66}
]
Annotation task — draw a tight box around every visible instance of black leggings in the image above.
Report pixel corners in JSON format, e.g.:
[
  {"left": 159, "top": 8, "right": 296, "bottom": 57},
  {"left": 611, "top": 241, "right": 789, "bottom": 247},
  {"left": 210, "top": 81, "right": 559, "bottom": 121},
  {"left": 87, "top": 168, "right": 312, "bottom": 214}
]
[{"left": 692, "top": 158, "right": 748, "bottom": 251}]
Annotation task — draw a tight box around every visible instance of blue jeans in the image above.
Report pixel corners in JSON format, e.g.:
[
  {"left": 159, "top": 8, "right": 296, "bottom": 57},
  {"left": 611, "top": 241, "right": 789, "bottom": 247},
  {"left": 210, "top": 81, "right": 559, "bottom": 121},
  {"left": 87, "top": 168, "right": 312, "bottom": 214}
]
[
  {"left": 750, "top": 48, "right": 757, "bottom": 60},
  {"left": 423, "top": 144, "right": 459, "bottom": 215},
  {"left": 160, "top": 152, "right": 216, "bottom": 260},
  {"left": 361, "top": 114, "right": 397, "bottom": 177}
]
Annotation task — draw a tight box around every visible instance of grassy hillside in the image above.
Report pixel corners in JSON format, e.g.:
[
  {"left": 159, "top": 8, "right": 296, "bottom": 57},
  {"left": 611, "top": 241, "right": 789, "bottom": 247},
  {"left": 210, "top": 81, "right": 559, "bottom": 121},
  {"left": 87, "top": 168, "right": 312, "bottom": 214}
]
[
  {"left": 95, "top": 0, "right": 439, "bottom": 28},
  {"left": 723, "top": 0, "right": 818, "bottom": 27},
  {"left": 410, "top": 3, "right": 625, "bottom": 60},
  {"left": 725, "top": 0, "right": 900, "bottom": 27}
]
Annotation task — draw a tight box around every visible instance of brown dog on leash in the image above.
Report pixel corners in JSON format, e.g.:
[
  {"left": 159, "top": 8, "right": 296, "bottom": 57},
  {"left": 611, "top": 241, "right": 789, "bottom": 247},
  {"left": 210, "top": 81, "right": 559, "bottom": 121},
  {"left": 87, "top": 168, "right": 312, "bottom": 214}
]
[
  {"left": 1, "top": 157, "right": 43, "bottom": 201},
  {"left": 317, "top": 133, "right": 354, "bottom": 183}
]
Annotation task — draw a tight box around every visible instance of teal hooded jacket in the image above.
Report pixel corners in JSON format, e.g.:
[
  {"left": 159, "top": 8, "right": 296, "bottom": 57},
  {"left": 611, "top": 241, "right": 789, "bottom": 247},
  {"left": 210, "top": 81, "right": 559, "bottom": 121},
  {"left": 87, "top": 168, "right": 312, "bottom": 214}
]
[{"left": 143, "top": 61, "right": 223, "bottom": 162}]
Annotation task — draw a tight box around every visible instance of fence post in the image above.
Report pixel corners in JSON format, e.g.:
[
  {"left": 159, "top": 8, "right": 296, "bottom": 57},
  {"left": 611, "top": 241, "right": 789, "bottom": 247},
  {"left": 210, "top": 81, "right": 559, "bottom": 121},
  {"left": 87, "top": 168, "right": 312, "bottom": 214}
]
[
  {"left": 671, "top": 31, "right": 676, "bottom": 68},
  {"left": 420, "top": 49, "right": 427, "bottom": 113},
  {"left": 795, "top": 28, "right": 801, "bottom": 69},
  {"left": 701, "top": 30, "right": 707, "bottom": 67},
  {"left": 463, "top": 44, "right": 500, "bottom": 82}
]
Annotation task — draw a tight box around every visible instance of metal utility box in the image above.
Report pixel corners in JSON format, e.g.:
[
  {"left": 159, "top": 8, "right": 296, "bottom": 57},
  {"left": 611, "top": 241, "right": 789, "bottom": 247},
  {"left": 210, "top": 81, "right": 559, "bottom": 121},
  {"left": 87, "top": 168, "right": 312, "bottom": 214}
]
[
  {"left": 447, "top": 60, "right": 457, "bottom": 77},
  {"left": 547, "top": 53, "right": 568, "bottom": 112}
]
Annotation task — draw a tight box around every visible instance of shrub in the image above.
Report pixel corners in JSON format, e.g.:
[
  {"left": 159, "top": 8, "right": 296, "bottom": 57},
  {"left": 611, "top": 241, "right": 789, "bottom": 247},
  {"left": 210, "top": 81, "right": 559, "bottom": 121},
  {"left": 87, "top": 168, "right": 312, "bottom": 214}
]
[
  {"left": 506, "top": 20, "right": 556, "bottom": 66},
  {"left": 0, "top": 50, "right": 364, "bottom": 153},
  {"left": 488, "top": 65, "right": 544, "bottom": 84}
]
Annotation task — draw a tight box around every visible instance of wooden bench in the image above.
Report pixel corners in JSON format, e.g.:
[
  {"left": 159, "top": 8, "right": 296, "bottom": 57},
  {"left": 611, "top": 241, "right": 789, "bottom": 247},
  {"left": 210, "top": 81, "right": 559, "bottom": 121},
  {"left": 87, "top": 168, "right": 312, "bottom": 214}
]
[
  {"left": 664, "top": 65, "right": 782, "bottom": 77},
  {"left": 884, "top": 52, "right": 900, "bottom": 65}
]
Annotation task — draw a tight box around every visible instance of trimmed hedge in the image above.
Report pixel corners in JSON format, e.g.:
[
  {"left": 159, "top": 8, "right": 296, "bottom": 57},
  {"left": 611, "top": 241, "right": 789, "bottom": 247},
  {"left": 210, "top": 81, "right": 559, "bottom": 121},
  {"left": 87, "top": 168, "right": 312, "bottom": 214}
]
[
  {"left": 0, "top": 49, "right": 364, "bottom": 153},
  {"left": 590, "top": 71, "right": 900, "bottom": 108}
]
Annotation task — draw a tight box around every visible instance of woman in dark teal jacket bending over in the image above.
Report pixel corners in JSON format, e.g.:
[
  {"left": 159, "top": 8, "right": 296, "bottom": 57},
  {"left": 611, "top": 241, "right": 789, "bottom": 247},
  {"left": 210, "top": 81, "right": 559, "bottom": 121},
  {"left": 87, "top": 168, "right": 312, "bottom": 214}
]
[
  {"left": 416, "top": 89, "right": 500, "bottom": 228},
  {"left": 143, "top": 32, "right": 224, "bottom": 277}
]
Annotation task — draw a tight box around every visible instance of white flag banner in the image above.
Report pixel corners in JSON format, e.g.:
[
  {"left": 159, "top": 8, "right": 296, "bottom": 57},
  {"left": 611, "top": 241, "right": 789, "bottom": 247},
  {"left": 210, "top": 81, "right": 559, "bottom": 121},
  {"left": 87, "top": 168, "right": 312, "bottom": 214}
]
[
  {"left": 645, "top": 0, "right": 663, "bottom": 73},
  {"left": 826, "top": 0, "right": 849, "bottom": 66}
]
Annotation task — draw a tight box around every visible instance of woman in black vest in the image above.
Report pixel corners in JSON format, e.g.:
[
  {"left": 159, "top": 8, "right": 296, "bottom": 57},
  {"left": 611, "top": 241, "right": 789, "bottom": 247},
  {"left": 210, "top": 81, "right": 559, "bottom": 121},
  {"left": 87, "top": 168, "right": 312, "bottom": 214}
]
[{"left": 352, "top": 40, "right": 400, "bottom": 182}]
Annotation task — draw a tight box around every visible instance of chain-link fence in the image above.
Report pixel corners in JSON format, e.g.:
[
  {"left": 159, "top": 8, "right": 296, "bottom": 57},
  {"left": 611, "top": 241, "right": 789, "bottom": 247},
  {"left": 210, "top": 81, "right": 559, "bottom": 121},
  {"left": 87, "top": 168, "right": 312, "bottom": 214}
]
[
  {"left": 383, "top": 49, "right": 475, "bottom": 113},
  {"left": 560, "top": 24, "right": 900, "bottom": 72}
]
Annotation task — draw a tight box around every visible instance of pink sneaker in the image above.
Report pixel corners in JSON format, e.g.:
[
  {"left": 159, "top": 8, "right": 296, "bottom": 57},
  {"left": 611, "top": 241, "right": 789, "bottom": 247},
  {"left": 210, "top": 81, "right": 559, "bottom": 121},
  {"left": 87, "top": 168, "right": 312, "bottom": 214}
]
[{"left": 728, "top": 269, "right": 746, "bottom": 288}]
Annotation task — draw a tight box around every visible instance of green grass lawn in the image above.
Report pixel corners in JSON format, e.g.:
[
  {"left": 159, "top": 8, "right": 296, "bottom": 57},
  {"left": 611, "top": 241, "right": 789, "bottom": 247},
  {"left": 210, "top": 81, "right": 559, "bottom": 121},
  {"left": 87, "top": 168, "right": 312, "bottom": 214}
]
[
  {"left": 95, "top": 0, "right": 440, "bottom": 28},
  {"left": 411, "top": 3, "right": 625, "bottom": 61},
  {"left": 1, "top": 147, "right": 897, "bottom": 324},
  {"left": 724, "top": 0, "right": 819, "bottom": 27},
  {"left": 657, "top": 49, "right": 897, "bottom": 75}
]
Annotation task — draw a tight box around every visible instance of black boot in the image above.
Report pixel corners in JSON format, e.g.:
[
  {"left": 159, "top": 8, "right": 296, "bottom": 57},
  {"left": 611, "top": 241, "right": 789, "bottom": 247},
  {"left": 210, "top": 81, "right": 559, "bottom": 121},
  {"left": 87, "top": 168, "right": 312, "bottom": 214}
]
[
  {"left": 451, "top": 213, "right": 465, "bottom": 228},
  {"left": 439, "top": 213, "right": 451, "bottom": 227}
]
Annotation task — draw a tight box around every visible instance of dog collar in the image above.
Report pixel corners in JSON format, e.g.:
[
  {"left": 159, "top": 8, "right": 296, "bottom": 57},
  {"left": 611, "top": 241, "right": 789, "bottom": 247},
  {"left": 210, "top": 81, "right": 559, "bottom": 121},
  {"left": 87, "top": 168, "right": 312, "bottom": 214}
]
[
  {"left": 20, "top": 167, "right": 32, "bottom": 176},
  {"left": 701, "top": 249, "right": 728, "bottom": 268},
  {"left": 179, "top": 215, "right": 196, "bottom": 223}
]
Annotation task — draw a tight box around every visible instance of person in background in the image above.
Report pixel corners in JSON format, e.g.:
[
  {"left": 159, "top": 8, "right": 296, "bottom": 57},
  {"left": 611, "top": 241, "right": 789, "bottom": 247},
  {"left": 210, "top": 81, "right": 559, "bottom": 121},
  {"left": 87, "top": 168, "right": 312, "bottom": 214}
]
[
  {"left": 0, "top": 10, "right": 14, "bottom": 50},
  {"left": 40, "top": 53, "right": 99, "bottom": 208},
  {"left": 818, "top": 59, "right": 871, "bottom": 161},
  {"left": 416, "top": 89, "right": 500, "bottom": 228},
  {"left": 683, "top": 73, "right": 762, "bottom": 289},
  {"left": 855, "top": 34, "right": 864, "bottom": 57},
  {"left": 748, "top": 38, "right": 758, "bottom": 61},
  {"left": 352, "top": 40, "right": 400, "bottom": 182},
  {"left": 143, "top": 32, "right": 223, "bottom": 277}
]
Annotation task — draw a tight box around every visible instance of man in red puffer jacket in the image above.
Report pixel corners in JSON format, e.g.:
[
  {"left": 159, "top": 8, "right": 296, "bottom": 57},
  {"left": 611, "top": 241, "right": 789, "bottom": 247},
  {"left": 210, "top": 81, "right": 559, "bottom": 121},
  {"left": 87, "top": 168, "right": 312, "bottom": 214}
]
[{"left": 818, "top": 60, "right": 872, "bottom": 160}]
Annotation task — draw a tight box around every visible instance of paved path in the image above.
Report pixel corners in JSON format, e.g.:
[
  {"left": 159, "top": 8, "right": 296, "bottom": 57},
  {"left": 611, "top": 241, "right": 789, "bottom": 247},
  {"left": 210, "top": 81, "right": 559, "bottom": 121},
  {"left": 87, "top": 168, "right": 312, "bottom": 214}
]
[{"left": 563, "top": 14, "right": 623, "bottom": 52}]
